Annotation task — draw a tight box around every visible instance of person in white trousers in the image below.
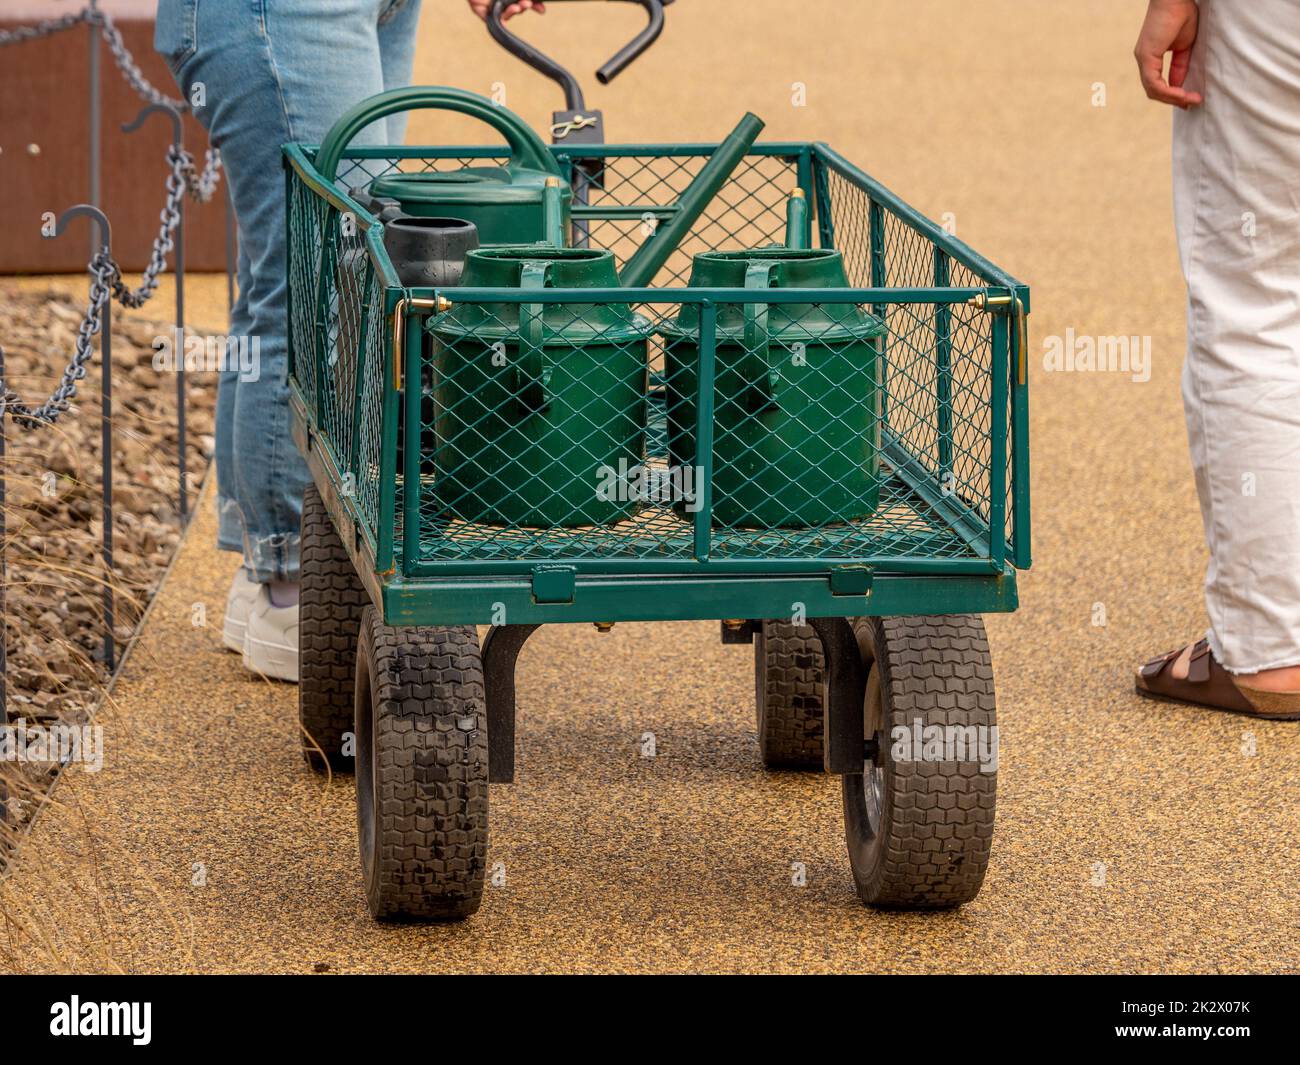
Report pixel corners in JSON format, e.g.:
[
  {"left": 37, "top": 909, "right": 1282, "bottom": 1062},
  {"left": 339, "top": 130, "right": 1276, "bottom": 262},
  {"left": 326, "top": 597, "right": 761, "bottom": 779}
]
[{"left": 1134, "top": 0, "right": 1300, "bottom": 718}]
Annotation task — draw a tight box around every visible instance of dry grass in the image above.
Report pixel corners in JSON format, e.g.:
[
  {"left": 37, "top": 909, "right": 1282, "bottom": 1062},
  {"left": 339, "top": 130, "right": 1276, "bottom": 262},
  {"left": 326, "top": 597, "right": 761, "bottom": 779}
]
[
  {"left": 1, "top": 284, "right": 215, "bottom": 971},
  {"left": 0, "top": 779, "right": 198, "bottom": 974}
]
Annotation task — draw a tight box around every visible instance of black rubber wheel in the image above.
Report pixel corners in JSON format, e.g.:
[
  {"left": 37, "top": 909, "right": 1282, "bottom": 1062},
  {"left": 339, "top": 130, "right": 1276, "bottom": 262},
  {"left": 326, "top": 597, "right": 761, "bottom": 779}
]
[
  {"left": 299, "top": 483, "right": 369, "bottom": 772},
  {"left": 354, "top": 606, "right": 488, "bottom": 922},
  {"left": 844, "top": 615, "right": 997, "bottom": 909},
  {"left": 754, "top": 620, "right": 825, "bottom": 769}
]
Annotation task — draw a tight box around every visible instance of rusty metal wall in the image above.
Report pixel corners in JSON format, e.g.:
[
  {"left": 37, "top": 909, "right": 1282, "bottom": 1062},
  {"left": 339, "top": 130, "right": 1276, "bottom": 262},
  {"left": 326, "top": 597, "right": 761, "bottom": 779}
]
[{"left": 1, "top": 2, "right": 230, "bottom": 272}]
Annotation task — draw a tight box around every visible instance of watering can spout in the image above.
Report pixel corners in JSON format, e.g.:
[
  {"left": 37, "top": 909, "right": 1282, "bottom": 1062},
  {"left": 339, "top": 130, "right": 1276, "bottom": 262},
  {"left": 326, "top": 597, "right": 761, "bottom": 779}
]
[{"left": 618, "top": 112, "right": 766, "bottom": 288}]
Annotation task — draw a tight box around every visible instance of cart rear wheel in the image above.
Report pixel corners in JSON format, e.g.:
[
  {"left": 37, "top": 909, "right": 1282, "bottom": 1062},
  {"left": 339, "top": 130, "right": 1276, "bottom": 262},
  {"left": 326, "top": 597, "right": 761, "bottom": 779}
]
[
  {"left": 844, "top": 615, "right": 996, "bottom": 909},
  {"left": 354, "top": 606, "right": 488, "bottom": 922},
  {"left": 754, "top": 620, "right": 825, "bottom": 769},
  {"left": 299, "top": 483, "right": 368, "bottom": 772}
]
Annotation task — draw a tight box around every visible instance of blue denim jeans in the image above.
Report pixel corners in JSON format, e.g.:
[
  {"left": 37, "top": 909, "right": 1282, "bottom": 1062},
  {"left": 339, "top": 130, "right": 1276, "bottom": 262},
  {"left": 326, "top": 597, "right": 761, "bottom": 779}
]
[{"left": 155, "top": 0, "right": 422, "bottom": 582}]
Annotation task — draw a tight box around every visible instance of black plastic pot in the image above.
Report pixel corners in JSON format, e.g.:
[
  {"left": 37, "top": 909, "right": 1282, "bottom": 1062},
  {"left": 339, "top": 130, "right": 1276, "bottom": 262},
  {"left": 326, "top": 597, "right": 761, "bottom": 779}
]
[{"left": 383, "top": 216, "right": 479, "bottom": 288}]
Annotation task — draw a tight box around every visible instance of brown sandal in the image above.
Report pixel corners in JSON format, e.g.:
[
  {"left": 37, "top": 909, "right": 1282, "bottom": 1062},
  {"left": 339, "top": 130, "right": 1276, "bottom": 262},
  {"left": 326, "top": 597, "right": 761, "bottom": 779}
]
[{"left": 1136, "top": 639, "right": 1300, "bottom": 721}]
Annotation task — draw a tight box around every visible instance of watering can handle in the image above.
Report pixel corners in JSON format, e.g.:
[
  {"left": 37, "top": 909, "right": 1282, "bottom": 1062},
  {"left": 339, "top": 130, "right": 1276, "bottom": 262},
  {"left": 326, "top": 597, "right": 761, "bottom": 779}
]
[
  {"left": 517, "top": 260, "right": 552, "bottom": 413},
  {"left": 744, "top": 261, "right": 780, "bottom": 406},
  {"left": 314, "top": 86, "right": 561, "bottom": 182}
]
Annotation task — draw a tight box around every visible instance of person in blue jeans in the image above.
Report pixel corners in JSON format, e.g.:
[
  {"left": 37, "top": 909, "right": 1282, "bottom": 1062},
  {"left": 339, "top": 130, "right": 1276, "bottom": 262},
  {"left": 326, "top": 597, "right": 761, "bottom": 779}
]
[{"left": 155, "top": 0, "right": 544, "bottom": 680}]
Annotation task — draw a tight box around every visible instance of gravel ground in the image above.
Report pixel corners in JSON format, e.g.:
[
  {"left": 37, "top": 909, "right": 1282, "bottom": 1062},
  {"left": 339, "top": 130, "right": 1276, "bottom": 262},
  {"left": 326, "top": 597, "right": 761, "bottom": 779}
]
[
  {"left": 1, "top": 0, "right": 1298, "bottom": 973},
  {"left": 0, "top": 286, "right": 215, "bottom": 719},
  {"left": 0, "top": 284, "right": 215, "bottom": 846}
]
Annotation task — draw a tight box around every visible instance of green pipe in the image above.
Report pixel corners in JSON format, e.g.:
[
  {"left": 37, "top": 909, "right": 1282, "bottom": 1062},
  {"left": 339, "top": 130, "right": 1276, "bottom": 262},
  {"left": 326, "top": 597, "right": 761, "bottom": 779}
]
[
  {"left": 542, "top": 176, "right": 566, "bottom": 246},
  {"left": 618, "top": 112, "right": 765, "bottom": 288},
  {"left": 785, "top": 188, "right": 809, "bottom": 249}
]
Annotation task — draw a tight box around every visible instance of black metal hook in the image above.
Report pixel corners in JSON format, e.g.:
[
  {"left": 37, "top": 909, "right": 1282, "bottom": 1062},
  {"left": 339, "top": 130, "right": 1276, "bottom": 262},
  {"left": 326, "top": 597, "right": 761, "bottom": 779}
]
[
  {"left": 122, "top": 101, "right": 184, "bottom": 146},
  {"left": 46, "top": 202, "right": 117, "bottom": 671},
  {"left": 121, "top": 102, "right": 193, "bottom": 524},
  {"left": 52, "top": 203, "right": 113, "bottom": 253}
]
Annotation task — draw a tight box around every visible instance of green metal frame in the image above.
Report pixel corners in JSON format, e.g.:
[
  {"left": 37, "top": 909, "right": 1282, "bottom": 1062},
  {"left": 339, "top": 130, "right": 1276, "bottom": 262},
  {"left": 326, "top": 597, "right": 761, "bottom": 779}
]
[{"left": 284, "top": 139, "right": 1031, "bottom": 627}]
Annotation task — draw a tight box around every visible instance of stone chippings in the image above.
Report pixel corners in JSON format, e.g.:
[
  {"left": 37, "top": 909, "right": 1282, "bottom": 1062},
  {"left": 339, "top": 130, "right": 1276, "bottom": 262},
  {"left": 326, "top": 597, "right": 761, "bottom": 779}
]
[{"left": 0, "top": 283, "right": 215, "bottom": 845}]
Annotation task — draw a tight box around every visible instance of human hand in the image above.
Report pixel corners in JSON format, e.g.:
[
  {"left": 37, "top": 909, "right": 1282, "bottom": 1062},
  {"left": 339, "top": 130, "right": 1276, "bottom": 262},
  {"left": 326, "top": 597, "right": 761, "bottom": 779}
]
[
  {"left": 467, "top": 0, "right": 547, "bottom": 21},
  {"left": 1135, "top": 0, "right": 1202, "bottom": 108}
]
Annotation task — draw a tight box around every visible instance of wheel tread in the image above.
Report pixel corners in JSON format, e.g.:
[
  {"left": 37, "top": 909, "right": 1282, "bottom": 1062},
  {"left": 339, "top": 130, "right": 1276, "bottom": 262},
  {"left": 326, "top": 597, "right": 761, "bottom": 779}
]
[
  {"left": 755, "top": 620, "right": 825, "bottom": 769},
  {"left": 849, "top": 614, "right": 996, "bottom": 909},
  {"left": 358, "top": 608, "right": 487, "bottom": 921},
  {"left": 299, "top": 483, "right": 368, "bottom": 772}
]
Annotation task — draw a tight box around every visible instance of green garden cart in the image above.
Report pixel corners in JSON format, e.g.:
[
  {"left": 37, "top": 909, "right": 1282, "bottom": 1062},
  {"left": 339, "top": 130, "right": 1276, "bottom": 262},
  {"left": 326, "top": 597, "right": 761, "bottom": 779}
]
[{"left": 285, "top": 87, "right": 1030, "bottom": 922}]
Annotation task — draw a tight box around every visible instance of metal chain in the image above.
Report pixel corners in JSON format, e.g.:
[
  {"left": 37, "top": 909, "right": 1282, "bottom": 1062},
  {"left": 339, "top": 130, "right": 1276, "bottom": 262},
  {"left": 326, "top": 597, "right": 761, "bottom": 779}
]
[
  {"left": 0, "top": 4, "right": 227, "bottom": 204},
  {"left": 0, "top": 139, "right": 224, "bottom": 420},
  {"left": 0, "top": 252, "right": 115, "bottom": 429},
  {"left": 0, "top": 9, "right": 92, "bottom": 47},
  {"left": 92, "top": 9, "right": 186, "bottom": 110},
  {"left": 0, "top": 5, "right": 230, "bottom": 426},
  {"left": 0, "top": 6, "right": 185, "bottom": 111},
  {"left": 111, "top": 142, "right": 224, "bottom": 309},
  {"left": 179, "top": 147, "right": 224, "bottom": 202},
  {"left": 110, "top": 146, "right": 188, "bottom": 308}
]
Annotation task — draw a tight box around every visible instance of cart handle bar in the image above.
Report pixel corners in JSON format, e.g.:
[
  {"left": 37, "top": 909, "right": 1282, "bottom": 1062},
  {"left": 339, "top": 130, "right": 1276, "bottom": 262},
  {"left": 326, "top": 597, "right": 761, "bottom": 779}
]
[{"left": 487, "top": 0, "right": 672, "bottom": 112}]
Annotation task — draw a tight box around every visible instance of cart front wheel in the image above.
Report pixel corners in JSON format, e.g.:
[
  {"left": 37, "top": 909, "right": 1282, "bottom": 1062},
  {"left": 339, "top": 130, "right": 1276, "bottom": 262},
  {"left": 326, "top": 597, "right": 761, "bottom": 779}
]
[
  {"left": 754, "top": 620, "right": 825, "bottom": 769},
  {"left": 844, "top": 615, "right": 996, "bottom": 909},
  {"left": 354, "top": 606, "right": 488, "bottom": 921},
  {"left": 299, "top": 483, "right": 368, "bottom": 772}
]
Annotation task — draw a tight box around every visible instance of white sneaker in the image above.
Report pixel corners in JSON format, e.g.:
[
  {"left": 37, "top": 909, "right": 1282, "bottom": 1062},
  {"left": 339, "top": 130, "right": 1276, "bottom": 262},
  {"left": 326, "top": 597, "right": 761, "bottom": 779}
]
[
  {"left": 242, "top": 585, "right": 300, "bottom": 683},
  {"left": 222, "top": 568, "right": 262, "bottom": 653}
]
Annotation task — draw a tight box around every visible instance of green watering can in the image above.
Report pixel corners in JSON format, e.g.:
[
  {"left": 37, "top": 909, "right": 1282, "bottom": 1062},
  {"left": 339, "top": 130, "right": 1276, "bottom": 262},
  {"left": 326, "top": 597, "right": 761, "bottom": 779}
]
[
  {"left": 315, "top": 86, "right": 764, "bottom": 278},
  {"left": 315, "top": 86, "right": 570, "bottom": 246},
  {"left": 428, "top": 246, "right": 653, "bottom": 527},
  {"left": 658, "top": 248, "right": 887, "bottom": 529}
]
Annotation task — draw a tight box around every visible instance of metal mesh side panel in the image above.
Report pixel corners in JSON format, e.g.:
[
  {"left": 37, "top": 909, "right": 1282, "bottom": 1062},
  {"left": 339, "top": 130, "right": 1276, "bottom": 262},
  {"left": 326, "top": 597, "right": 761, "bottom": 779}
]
[
  {"left": 823, "top": 167, "right": 996, "bottom": 533},
  {"left": 287, "top": 162, "right": 387, "bottom": 547},
  {"left": 410, "top": 295, "right": 983, "bottom": 567}
]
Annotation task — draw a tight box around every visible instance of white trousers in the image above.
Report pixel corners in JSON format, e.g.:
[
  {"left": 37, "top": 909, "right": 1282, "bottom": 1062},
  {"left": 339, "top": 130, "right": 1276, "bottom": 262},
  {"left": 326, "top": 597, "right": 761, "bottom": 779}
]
[{"left": 1173, "top": 0, "right": 1300, "bottom": 673}]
